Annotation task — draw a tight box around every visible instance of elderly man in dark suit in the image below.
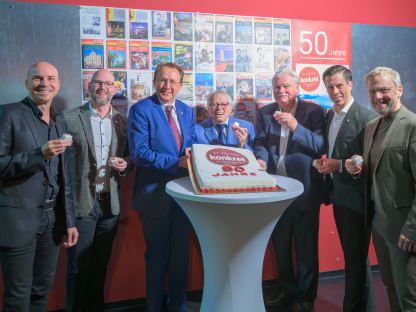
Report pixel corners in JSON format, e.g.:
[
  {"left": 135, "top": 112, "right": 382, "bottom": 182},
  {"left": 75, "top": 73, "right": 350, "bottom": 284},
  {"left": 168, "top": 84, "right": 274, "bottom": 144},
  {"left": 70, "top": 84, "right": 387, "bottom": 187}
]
[
  {"left": 255, "top": 69, "right": 325, "bottom": 311},
  {"left": 346, "top": 67, "right": 416, "bottom": 311},
  {"left": 64, "top": 69, "right": 130, "bottom": 311},
  {"left": 313, "top": 65, "right": 375, "bottom": 312},
  {"left": 0, "top": 61, "right": 78, "bottom": 311}
]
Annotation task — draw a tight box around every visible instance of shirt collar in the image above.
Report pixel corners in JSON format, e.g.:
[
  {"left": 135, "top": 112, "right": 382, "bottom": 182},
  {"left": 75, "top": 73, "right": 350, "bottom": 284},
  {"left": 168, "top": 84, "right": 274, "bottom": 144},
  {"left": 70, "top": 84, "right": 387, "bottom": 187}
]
[
  {"left": 157, "top": 95, "right": 176, "bottom": 108},
  {"left": 25, "top": 96, "right": 57, "bottom": 121},
  {"left": 211, "top": 117, "right": 229, "bottom": 126},
  {"left": 88, "top": 101, "right": 113, "bottom": 119},
  {"left": 334, "top": 97, "right": 354, "bottom": 116}
]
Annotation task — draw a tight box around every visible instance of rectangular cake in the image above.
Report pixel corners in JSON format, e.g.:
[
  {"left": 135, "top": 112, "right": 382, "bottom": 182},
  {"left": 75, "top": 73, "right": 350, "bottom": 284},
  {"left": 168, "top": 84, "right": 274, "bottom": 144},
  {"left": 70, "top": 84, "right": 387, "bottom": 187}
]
[{"left": 187, "top": 144, "right": 280, "bottom": 194}]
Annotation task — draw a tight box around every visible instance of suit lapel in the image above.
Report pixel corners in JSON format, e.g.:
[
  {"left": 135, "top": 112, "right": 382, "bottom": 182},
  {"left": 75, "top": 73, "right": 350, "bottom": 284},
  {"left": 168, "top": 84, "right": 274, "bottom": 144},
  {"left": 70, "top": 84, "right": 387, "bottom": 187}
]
[
  {"left": 20, "top": 101, "right": 42, "bottom": 148},
  {"left": 79, "top": 103, "right": 96, "bottom": 160},
  {"left": 153, "top": 99, "right": 178, "bottom": 153},
  {"left": 363, "top": 118, "right": 379, "bottom": 178},
  {"left": 203, "top": 118, "right": 217, "bottom": 143},
  {"left": 331, "top": 102, "right": 356, "bottom": 157},
  {"left": 175, "top": 101, "right": 186, "bottom": 153},
  {"left": 226, "top": 117, "right": 238, "bottom": 145},
  {"left": 110, "top": 110, "right": 119, "bottom": 157}
]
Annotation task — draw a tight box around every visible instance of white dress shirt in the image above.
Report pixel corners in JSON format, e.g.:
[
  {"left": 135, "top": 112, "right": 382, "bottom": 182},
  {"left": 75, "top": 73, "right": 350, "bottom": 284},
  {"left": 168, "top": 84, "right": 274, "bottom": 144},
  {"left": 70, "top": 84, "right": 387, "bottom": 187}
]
[{"left": 158, "top": 97, "right": 182, "bottom": 135}]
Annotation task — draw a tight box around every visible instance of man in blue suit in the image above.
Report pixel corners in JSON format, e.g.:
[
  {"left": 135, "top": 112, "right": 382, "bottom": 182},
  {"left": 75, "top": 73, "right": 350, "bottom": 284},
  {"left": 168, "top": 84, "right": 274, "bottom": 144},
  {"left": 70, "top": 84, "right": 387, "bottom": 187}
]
[
  {"left": 128, "top": 62, "right": 195, "bottom": 312},
  {"left": 255, "top": 69, "right": 325, "bottom": 311},
  {"left": 193, "top": 90, "right": 255, "bottom": 150}
]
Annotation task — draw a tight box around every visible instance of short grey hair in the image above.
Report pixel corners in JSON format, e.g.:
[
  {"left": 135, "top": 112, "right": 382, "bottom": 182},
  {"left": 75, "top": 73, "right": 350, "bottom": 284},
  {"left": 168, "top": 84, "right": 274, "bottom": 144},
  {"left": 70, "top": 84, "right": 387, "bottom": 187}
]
[
  {"left": 272, "top": 69, "right": 299, "bottom": 87},
  {"left": 365, "top": 67, "right": 402, "bottom": 87},
  {"left": 207, "top": 90, "right": 232, "bottom": 106}
]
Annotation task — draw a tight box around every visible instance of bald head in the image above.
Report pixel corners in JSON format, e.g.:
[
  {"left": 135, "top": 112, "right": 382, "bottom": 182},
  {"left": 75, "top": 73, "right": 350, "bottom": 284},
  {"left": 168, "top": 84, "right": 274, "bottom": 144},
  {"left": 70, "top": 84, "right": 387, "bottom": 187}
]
[{"left": 25, "top": 61, "right": 60, "bottom": 106}]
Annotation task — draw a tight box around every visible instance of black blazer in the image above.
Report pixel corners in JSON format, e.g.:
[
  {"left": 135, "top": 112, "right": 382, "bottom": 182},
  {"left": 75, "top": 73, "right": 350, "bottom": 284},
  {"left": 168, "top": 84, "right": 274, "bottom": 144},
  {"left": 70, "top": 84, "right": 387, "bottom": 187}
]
[
  {"left": 0, "top": 97, "right": 75, "bottom": 248},
  {"left": 324, "top": 101, "right": 376, "bottom": 213}
]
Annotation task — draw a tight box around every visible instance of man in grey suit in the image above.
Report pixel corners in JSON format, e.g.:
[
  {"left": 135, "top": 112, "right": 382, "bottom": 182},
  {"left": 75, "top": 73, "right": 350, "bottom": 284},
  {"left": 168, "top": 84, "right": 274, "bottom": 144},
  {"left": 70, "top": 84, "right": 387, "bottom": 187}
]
[
  {"left": 313, "top": 65, "right": 375, "bottom": 312},
  {"left": 64, "top": 69, "right": 130, "bottom": 311},
  {"left": 346, "top": 67, "right": 416, "bottom": 311}
]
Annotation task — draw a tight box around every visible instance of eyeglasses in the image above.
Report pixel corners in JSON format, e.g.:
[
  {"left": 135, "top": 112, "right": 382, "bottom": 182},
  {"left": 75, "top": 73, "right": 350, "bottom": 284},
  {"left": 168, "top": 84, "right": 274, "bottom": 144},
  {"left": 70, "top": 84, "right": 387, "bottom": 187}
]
[
  {"left": 93, "top": 80, "right": 115, "bottom": 88},
  {"left": 368, "top": 87, "right": 393, "bottom": 95},
  {"left": 210, "top": 102, "right": 230, "bottom": 109},
  {"left": 157, "top": 78, "right": 180, "bottom": 87}
]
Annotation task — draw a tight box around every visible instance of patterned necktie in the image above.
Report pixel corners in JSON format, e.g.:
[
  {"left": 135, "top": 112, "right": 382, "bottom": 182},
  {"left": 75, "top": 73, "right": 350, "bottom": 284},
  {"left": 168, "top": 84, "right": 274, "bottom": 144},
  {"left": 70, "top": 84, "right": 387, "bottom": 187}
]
[
  {"left": 216, "top": 124, "right": 227, "bottom": 146},
  {"left": 165, "top": 105, "right": 182, "bottom": 151}
]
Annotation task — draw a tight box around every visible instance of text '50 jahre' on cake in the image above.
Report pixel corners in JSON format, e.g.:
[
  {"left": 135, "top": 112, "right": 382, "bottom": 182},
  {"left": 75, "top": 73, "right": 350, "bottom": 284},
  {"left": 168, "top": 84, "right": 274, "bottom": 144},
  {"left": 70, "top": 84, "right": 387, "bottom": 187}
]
[{"left": 187, "top": 144, "right": 283, "bottom": 194}]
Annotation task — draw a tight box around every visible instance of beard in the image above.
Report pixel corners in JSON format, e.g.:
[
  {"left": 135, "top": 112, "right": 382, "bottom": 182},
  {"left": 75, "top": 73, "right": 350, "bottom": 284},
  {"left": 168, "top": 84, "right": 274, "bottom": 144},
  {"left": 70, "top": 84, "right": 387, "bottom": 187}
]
[{"left": 91, "top": 92, "right": 113, "bottom": 106}]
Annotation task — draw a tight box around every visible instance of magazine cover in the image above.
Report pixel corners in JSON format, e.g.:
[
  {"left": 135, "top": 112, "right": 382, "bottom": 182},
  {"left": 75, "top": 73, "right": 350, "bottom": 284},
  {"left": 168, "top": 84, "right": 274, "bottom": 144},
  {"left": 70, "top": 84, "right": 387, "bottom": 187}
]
[
  {"left": 106, "top": 8, "right": 126, "bottom": 39},
  {"left": 215, "top": 44, "right": 233, "bottom": 72},
  {"left": 235, "top": 16, "right": 253, "bottom": 44},
  {"left": 235, "top": 45, "right": 254, "bottom": 72},
  {"left": 152, "top": 11, "right": 171, "bottom": 40},
  {"left": 215, "top": 15, "right": 233, "bottom": 43},
  {"left": 195, "top": 43, "right": 214, "bottom": 72},
  {"left": 110, "top": 70, "right": 128, "bottom": 117},
  {"left": 130, "top": 41, "right": 149, "bottom": 70},
  {"left": 174, "top": 43, "right": 193, "bottom": 71},
  {"left": 129, "top": 71, "right": 152, "bottom": 104},
  {"left": 195, "top": 73, "right": 214, "bottom": 101},
  {"left": 129, "top": 9, "right": 149, "bottom": 40},
  {"left": 216, "top": 73, "right": 234, "bottom": 100},
  {"left": 80, "top": 6, "right": 105, "bottom": 38},
  {"left": 255, "top": 45, "right": 274, "bottom": 73},
  {"left": 177, "top": 72, "right": 193, "bottom": 101},
  {"left": 195, "top": 102, "right": 209, "bottom": 123},
  {"left": 81, "top": 70, "right": 96, "bottom": 102},
  {"left": 273, "top": 19, "right": 291, "bottom": 46},
  {"left": 254, "top": 17, "right": 272, "bottom": 45},
  {"left": 194, "top": 14, "right": 214, "bottom": 42},
  {"left": 233, "top": 100, "right": 255, "bottom": 122},
  {"left": 236, "top": 74, "right": 254, "bottom": 100},
  {"left": 81, "top": 39, "right": 104, "bottom": 69},
  {"left": 173, "top": 12, "right": 193, "bottom": 41},
  {"left": 107, "top": 40, "right": 126, "bottom": 69},
  {"left": 151, "top": 42, "right": 172, "bottom": 70},
  {"left": 274, "top": 46, "right": 292, "bottom": 71},
  {"left": 255, "top": 73, "right": 273, "bottom": 101}
]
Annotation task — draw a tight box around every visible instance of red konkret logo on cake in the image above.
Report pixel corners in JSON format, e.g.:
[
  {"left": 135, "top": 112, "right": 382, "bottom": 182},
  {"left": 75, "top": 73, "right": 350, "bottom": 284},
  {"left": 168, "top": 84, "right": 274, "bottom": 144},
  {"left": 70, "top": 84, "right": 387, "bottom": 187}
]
[{"left": 205, "top": 148, "right": 249, "bottom": 166}]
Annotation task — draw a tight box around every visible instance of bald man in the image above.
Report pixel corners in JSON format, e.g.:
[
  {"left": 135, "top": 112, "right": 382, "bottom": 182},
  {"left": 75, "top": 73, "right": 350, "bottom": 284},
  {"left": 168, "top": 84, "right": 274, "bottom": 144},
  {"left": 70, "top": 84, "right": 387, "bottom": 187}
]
[
  {"left": 64, "top": 69, "right": 130, "bottom": 311},
  {"left": 0, "top": 61, "right": 78, "bottom": 311}
]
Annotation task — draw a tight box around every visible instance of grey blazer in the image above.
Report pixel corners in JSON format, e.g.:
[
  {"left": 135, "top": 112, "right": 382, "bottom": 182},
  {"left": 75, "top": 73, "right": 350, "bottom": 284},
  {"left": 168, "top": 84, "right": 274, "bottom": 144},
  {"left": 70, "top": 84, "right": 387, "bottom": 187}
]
[
  {"left": 64, "top": 103, "right": 130, "bottom": 217},
  {"left": 363, "top": 105, "right": 416, "bottom": 239}
]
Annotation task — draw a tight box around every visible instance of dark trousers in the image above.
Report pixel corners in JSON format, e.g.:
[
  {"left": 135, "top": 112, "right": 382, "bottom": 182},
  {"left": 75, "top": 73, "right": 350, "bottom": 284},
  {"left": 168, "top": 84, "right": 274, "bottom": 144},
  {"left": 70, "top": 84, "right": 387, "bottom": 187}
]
[
  {"left": 333, "top": 203, "right": 374, "bottom": 312},
  {"left": 66, "top": 198, "right": 119, "bottom": 312},
  {"left": 0, "top": 209, "right": 60, "bottom": 312},
  {"left": 271, "top": 200, "right": 320, "bottom": 304},
  {"left": 140, "top": 201, "right": 190, "bottom": 312}
]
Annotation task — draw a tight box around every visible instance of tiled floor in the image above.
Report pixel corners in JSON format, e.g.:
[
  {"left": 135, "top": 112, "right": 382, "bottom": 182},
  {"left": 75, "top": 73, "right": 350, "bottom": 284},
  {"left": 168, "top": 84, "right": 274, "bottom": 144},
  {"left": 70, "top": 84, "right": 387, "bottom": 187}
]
[{"left": 102, "top": 271, "right": 389, "bottom": 311}]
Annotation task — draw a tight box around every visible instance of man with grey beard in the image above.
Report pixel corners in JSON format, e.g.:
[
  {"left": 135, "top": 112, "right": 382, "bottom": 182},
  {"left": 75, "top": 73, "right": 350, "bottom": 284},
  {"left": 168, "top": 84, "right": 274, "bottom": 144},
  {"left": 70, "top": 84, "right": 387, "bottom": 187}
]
[
  {"left": 63, "top": 69, "right": 130, "bottom": 311},
  {"left": 255, "top": 69, "right": 325, "bottom": 311}
]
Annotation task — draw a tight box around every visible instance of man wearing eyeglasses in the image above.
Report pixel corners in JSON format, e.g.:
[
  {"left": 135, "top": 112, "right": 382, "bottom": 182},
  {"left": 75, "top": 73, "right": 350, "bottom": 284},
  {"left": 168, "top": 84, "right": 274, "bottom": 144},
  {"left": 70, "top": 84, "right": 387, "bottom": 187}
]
[
  {"left": 128, "top": 62, "right": 195, "bottom": 312},
  {"left": 0, "top": 61, "right": 78, "bottom": 311},
  {"left": 346, "top": 67, "right": 416, "bottom": 311},
  {"left": 193, "top": 89, "right": 255, "bottom": 150},
  {"left": 254, "top": 69, "right": 325, "bottom": 311},
  {"left": 63, "top": 69, "right": 130, "bottom": 311}
]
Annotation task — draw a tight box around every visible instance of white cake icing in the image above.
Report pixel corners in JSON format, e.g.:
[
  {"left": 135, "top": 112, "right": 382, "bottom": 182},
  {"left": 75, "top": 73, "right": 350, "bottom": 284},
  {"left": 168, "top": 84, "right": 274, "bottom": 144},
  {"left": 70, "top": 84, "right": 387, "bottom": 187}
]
[{"left": 190, "top": 144, "right": 277, "bottom": 193}]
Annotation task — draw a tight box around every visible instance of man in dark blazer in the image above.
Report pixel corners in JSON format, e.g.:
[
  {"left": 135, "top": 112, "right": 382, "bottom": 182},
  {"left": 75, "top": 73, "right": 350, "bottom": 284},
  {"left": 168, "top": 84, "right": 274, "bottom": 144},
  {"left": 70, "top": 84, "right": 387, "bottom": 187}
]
[
  {"left": 313, "top": 65, "right": 375, "bottom": 312},
  {"left": 255, "top": 69, "right": 325, "bottom": 311},
  {"left": 193, "top": 90, "right": 255, "bottom": 150},
  {"left": 64, "top": 69, "right": 130, "bottom": 311},
  {"left": 128, "top": 62, "right": 195, "bottom": 312},
  {"left": 346, "top": 67, "right": 416, "bottom": 311},
  {"left": 0, "top": 61, "right": 78, "bottom": 311}
]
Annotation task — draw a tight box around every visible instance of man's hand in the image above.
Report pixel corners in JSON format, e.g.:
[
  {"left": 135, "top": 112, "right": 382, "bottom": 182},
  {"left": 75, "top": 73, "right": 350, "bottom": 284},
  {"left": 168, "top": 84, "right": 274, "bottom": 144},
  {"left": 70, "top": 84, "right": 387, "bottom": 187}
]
[
  {"left": 109, "top": 157, "right": 128, "bottom": 172},
  {"left": 178, "top": 155, "right": 188, "bottom": 169},
  {"left": 41, "top": 139, "right": 72, "bottom": 160},
  {"left": 398, "top": 234, "right": 416, "bottom": 253},
  {"left": 232, "top": 126, "right": 248, "bottom": 148},
  {"left": 275, "top": 112, "right": 298, "bottom": 132},
  {"left": 257, "top": 159, "right": 267, "bottom": 171},
  {"left": 313, "top": 158, "right": 341, "bottom": 174},
  {"left": 63, "top": 227, "right": 79, "bottom": 248},
  {"left": 345, "top": 155, "right": 363, "bottom": 175}
]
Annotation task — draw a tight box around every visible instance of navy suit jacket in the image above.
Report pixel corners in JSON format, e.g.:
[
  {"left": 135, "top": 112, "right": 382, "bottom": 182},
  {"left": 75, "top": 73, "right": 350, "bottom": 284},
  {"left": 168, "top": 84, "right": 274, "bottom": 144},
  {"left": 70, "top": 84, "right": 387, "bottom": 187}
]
[
  {"left": 192, "top": 116, "right": 255, "bottom": 150},
  {"left": 128, "top": 94, "right": 195, "bottom": 217},
  {"left": 0, "top": 97, "right": 75, "bottom": 247},
  {"left": 254, "top": 100, "right": 325, "bottom": 207}
]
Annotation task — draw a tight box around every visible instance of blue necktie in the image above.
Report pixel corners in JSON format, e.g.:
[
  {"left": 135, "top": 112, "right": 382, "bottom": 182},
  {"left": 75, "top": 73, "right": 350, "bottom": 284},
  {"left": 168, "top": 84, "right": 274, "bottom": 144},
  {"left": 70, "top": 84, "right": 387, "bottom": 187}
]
[{"left": 216, "top": 124, "right": 227, "bottom": 146}]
